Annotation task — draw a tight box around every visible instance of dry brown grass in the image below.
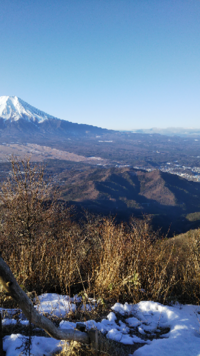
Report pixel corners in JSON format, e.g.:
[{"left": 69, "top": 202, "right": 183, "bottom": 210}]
[
  {"left": 164, "top": 229, "right": 200, "bottom": 304},
  {"left": 53, "top": 334, "right": 133, "bottom": 356},
  {"left": 88, "top": 217, "right": 178, "bottom": 304},
  {"left": 0, "top": 158, "right": 200, "bottom": 307}
]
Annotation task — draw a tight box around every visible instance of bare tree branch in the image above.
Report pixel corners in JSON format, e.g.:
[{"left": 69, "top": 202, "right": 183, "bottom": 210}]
[{"left": 0, "top": 256, "right": 90, "bottom": 344}]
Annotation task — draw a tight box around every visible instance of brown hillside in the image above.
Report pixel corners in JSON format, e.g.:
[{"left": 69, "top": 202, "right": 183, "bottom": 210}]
[{"left": 137, "top": 170, "right": 176, "bottom": 206}]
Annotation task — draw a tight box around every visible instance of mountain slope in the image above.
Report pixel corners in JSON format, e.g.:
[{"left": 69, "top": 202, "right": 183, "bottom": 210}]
[
  {"left": 0, "top": 96, "right": 57, "bottom": 122},
  {"left": 57, "top": 167, "right": 182, "bottom": 209},
  {"left": 0, "top": 96, "right": 111, "bottom": 139},
  {"left": 52, "top": 165, "right": 200, "bottom": 235}
]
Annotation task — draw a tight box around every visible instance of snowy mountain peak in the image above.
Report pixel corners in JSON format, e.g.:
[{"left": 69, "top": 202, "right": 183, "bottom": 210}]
[{"left": 0, "top": 96, "right": 57, "bottom": 123}]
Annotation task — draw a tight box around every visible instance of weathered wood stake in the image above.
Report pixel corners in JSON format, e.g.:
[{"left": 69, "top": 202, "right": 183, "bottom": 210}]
[{"left": 0, "top": 313, "right": 3, "bottom": 356}]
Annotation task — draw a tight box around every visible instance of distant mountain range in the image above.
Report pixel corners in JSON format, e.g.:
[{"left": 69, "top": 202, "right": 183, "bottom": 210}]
[
  {"left": 131, "top": 127, "right": 200, "bottom": 137},
  {"left": 54, "top": 165, "right": 200, "bottom": 235},
  {"left": 0, "top": 96, "right": 111, "bottom": 140},
  {"left": 1, "top": 96, "right": 200, "bottom": 236},
  {"left": 1, "top": 96, "right": 199, "bottom": 140}
]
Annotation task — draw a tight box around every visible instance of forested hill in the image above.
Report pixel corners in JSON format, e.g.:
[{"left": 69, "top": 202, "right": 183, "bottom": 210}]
[{"left": 51, "top": 165, "right": 200, "bottom": 236}]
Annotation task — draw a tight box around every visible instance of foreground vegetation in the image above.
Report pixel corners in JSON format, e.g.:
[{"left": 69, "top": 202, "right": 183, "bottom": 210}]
[
  {"left": 0, "top": 159, "right": 199, "bottom": 356},
  {"left": 0, "top": 159, "right": 199, "bottom": 307}
]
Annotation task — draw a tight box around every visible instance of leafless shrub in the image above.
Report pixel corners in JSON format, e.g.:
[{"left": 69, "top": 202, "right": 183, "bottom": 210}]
[{"left": 0, "top": 158, "right": 200, "bottom": 305}]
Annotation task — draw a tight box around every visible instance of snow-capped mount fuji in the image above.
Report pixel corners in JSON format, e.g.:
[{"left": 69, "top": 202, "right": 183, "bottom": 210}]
[
  {"left": 0, "top": 96, "right": 110, "bottom": 141},
  {"left": 0, "top": 96, "right": 57, "bottom": 123}
]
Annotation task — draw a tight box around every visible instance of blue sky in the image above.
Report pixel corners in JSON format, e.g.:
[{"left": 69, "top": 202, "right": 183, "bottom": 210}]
[{"left": 0, "top": 0, "right": 200, "bottom": 130}]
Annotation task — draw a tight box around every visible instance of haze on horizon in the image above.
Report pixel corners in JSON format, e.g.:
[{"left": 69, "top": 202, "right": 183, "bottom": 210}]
[{"left": 0, "top": 0, "right": 200, "bottom": 131}]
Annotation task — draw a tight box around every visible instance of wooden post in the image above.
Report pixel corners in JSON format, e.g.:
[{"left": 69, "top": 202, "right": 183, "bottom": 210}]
[
  {"left": 88, "top": 329, "right": 99, "bottom": 351},
  {"left": 0, "top": 313, "right": 3, "bottom": 356}
]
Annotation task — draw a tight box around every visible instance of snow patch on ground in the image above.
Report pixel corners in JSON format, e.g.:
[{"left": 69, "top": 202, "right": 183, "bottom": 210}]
[
  {"left": 2, "top": 295, "right": 200, "bottom": 356},
  {"left": 36, "top": 293, "right": 78, "bottom": 317},
  {"left": 3, "top": 334, "right": 61, "bottom": 356}
]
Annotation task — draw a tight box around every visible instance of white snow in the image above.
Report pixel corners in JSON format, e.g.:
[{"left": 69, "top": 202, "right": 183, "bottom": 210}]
[
  {"left": 0, "top": 96, "right": 58, "bottom": 123},
  {"left": 126, "top": 317, "right": 141, "bottom": 327},
  {"left": 3, "top": 334, "right": 61, "bottom": 356},
  {"left": 36, "top": 293, "right": 78, "bottom": 317},
  {"left": 2, "top": 295, "right": 200, "bottom": 356},
  {"left": 129, "top": 302, "right": 200, "bottom": 356},
  {"left": 2, "top": 319, "right": 17, "bottom": 326}
]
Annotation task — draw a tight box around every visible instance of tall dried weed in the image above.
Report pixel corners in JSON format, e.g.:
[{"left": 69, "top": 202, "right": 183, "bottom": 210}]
[{"left": 0, "top": 158, "right": 200, "bottom": 305}]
